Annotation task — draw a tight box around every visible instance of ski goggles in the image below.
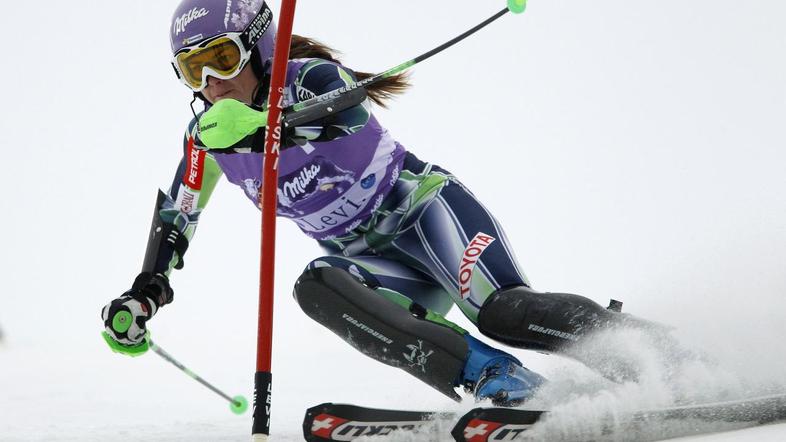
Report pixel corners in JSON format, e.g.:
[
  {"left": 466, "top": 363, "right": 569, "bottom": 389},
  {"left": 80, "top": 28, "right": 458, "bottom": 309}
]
[
  {"left": 171, "top": 2, "right": 273, "bottom": 92},
  {"left": 172, "top": 33, "right": 252, "bottom": 92}
]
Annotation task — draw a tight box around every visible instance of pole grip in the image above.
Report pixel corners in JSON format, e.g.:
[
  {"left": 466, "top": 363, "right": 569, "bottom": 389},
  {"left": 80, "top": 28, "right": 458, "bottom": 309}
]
[{"left": 282, "top": 86, "right": 368, "bottom": 128}]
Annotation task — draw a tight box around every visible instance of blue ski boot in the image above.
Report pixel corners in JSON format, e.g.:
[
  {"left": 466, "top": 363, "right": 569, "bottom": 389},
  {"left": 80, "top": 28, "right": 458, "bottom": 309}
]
[{"left": 460, "top": 335, "right": 545, "bottom": 407}]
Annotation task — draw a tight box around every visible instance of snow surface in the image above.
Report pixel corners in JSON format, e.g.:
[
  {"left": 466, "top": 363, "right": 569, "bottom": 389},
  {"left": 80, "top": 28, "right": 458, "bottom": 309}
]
[{"left": 2, "top": 0, "right": 785, "bottom": 441}]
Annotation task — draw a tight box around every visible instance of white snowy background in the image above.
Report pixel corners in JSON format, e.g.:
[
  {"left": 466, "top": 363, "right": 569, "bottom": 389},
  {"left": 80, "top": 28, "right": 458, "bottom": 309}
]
[{"left": 1, "top": 0, "right": 785, "bottom": 440}]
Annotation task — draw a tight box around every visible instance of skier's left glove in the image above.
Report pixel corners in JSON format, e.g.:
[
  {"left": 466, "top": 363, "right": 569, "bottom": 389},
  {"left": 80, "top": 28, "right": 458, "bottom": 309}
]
[{"left": 101, "top": 272, "right": 173, "bottom": 357}]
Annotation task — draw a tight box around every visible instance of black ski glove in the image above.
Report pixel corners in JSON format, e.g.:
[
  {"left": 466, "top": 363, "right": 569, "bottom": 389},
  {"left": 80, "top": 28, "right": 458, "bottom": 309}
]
[{"left": 101, "top": 273, "right": 173, "bottom": 355}]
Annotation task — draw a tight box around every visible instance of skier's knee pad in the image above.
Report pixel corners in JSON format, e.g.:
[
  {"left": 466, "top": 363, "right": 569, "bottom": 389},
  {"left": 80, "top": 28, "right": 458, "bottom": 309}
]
[
  {"left": 477, "top": 285, "right": 615, "bottom": 353},
  {"left": 293, "top": 267, "right": 468, "bottom": 401},
  {"left": 304, "top": 256, "right": 382, "bottom": 288}
]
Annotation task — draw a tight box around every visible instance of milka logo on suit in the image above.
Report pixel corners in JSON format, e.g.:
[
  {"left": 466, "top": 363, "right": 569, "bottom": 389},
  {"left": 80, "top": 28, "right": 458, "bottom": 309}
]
[
  {"left": 277, "top": 157, "right": 356, "bottom": 212},
  {"left": 282, "top": 164, "right": 321, "bottom": 200},
  {"left": 174, "top": 8, "right": 209, "bottom": 36}
]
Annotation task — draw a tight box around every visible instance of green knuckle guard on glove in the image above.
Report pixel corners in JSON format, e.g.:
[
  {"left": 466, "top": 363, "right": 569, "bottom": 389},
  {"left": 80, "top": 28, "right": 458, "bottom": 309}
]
[
  {"left": 197, "top": 99, "right": 268, "bottom": 149},
  {"left": 102, "top": 272, "right": 173, "bottom": 357}
]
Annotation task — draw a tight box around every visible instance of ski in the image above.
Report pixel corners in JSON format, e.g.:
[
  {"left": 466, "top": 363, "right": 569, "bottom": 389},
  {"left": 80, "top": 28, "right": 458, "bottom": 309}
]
[
  {"left": 305, "top": 393, "right": 786, "bottom": 441},
  {"left": 453, "top": 407, "right": 544, "bottom": 442},
  {"left": 303, "top": 403, "right": 454, "bottom": 441},
  {"left": 455, "top": 393, "right": 786, "bottom": 441}
]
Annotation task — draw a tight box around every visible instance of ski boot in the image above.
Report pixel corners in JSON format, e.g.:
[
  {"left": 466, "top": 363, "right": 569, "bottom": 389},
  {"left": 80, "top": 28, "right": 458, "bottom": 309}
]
[{"left": 461, "top": 335, "right": 545, "bottom": 407}]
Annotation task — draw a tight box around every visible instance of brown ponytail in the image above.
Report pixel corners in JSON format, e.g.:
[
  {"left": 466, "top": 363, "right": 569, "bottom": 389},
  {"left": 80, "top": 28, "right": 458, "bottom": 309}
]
[{"left": 289, "top": 35, "right": 411, "bottom": 108}]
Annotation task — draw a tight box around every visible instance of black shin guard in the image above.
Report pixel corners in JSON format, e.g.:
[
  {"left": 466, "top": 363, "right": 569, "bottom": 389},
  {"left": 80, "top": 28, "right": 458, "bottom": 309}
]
[
  {"left": 478, "top": 286, "right": 672, "bottom": 382},
  {"left": 294, "top": 267, "right": 468, "bottom": 401},
  {"left": 478, "top": 285, "right": 633, "bottom": 353}
]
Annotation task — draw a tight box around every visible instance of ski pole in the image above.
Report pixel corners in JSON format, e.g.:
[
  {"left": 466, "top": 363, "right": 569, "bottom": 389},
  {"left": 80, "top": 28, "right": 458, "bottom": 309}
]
[
  {"left": 282, "top": 0, "right": 528, "bottom": 128},
  {"left": 148, "top": 338, "right": 249, "bottom": 415}
]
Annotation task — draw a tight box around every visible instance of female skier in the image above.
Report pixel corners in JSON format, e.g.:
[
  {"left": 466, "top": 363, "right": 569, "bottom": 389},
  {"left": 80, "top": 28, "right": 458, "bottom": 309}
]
[{"left": 102, "top": 0, "right": 640, "bottom": 405}]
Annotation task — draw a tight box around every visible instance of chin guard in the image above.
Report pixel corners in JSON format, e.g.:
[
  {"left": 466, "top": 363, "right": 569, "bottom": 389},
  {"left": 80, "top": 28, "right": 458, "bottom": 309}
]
[{"left": 141, "top": 190, "right": 189, "bottom": 274}]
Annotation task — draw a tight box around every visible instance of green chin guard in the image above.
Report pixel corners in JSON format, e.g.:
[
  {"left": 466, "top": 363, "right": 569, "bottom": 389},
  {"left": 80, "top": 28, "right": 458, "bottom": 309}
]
[{"left": 198, "top": 99, "right": 269, "bottom": 149}]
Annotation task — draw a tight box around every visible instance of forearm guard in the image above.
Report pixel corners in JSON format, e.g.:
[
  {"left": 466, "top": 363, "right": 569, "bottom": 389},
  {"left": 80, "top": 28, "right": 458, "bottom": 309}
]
[{"left": 141, "top": 190, "right": 190, "bottom": 275}]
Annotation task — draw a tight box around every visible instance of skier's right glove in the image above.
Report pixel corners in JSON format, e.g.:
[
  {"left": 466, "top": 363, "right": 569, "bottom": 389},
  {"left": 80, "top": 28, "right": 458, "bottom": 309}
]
[
  {"left": 197, "top": 98, "right": 267, "bottom": 151},
  {"left": 101, "top": 272, "right": 173, "bottom": 357}
]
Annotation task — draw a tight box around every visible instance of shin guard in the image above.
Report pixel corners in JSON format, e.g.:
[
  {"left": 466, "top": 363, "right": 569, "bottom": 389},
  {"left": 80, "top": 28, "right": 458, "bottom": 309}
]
[
  {"left": 478, "top": 285, "right": 628, "bottom": 352},
  {"left": 293, "top": 267, "right": 468, "bottom": 401},
  {"left": 478, "top": 286, "right": 673, "bottom": 382}
]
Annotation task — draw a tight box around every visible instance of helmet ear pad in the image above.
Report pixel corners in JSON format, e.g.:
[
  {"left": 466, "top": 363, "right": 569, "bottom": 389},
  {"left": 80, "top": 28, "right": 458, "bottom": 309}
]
[
  {"left": 250, "top": 47, "right": 268, "bottom": 80},
  {"left": 249, "top": 49, "right": 272, "bottom": 105}
]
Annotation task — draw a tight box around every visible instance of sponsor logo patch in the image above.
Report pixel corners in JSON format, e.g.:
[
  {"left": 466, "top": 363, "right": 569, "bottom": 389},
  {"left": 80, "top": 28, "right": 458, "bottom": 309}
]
[
  {"left": 463, "top": 419, "right": 533, "bottom": 442},
  {"left": 311, "top": 414, "right": 428, "bottom": 441},
  {"left": 403, "top": 340, "right": 434, "bottom": 373},
  {"left": 459, "top": 233, "right": 496, "bottom": 300},
  {"left": 246, "top": 3, "right": 273, "bottom": 44},
  {"left": 242, "top": 178, "right": 261, "bottom": 201},
  {"left": 278, "top": 156, "right": 356, "bottom": 209},
  {"left": 174, "top": 7, "right": 209, "bottom": 36},
  {"left": 342, "top": 314, "right": 393, "bottom": 345},
  {"left": 296, "top": 85, "right": 317, "bottom": 101},
  {"left": 310, "top": 413, "right": 349, "bottom": 440},
  {"left": 176, "top": 187, "right": 200, "bottom": 214},
  {"left": 527, "top": 324, "right": 580, "bottom": 342},
  {"left": 223, "top": 0, "right": 232, "bottom": 28},
  {"left": 182, "top": 34, "right": 204, "bottom": 46},
  {"left": 360, "top": 174, "right": 376, "bottom": 189},
  {"left": 184, "top": 136, "right": 206, "bottom": 190}
]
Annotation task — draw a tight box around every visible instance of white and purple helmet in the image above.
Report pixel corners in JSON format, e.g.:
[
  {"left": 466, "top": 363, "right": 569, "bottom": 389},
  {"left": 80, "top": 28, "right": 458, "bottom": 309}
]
[{"left": 170, "top": 0, "right": 276, "bottom": 72}]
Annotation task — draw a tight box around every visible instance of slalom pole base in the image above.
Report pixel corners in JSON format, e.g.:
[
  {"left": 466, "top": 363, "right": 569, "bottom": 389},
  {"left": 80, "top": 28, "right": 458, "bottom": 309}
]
[{"left": 252, "top": 371, "right": 272, "bottom": 436}]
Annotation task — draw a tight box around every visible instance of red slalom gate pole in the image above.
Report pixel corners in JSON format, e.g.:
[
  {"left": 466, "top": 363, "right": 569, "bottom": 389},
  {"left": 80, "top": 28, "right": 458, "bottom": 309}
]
[{"left": 252, "top": 1, "right": 297, "bottom": 440}]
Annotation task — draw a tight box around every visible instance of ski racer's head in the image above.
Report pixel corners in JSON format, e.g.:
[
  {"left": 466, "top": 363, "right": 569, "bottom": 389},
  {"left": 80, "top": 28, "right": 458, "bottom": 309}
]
[{"left": 170, "top": 0, "right": 276, "bottom": 104}]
